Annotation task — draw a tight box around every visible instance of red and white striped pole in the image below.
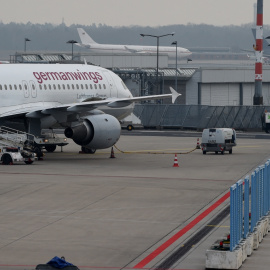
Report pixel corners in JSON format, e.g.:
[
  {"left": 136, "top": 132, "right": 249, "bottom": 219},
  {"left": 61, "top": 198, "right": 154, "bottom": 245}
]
[{"left": 254, "top": 0, "right": 263, "bottom": 105}]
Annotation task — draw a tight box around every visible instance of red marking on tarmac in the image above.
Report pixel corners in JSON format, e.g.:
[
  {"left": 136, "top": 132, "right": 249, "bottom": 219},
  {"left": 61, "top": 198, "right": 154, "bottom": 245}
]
[
  {"left": 0, "top": 265, "right": 199, "bottom": 270},
  {"left": 133, "top": 191, "right": 230, "bottom": 269},
  {"left": 0, "top": 171, "right": 233, "bottom": 182}
]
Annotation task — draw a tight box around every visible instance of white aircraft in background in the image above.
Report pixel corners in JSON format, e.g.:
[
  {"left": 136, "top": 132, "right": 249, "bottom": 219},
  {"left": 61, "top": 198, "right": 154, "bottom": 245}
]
[
  {"left": 76, "top": 28, "right": 192, "bottom": 59},
  {"left": 0, "top": 63, "right": 180, "bottom": 153}
]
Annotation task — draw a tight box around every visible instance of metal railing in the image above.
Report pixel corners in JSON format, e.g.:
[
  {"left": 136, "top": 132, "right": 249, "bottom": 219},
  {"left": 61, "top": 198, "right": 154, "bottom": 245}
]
[
  {"left": 230, "top": 160, "right": 270, "bottom": 251},
  {"left": 0, "top": 126, "right": 35, "bottom": 148},
  {"left": 134, "top": 104, "right": 270, "bottom": 130}
]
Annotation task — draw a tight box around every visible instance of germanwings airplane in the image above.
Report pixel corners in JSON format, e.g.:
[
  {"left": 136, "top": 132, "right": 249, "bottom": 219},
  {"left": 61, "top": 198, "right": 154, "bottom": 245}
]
[
  {"left": 0, "top": 63, "right": 180, "bottom": 153},
  {"left": 76, "top": 28, "right": 192, "bottom": 59}
]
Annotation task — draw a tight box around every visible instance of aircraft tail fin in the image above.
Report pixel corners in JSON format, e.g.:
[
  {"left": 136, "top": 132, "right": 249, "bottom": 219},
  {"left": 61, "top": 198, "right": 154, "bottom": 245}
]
[{"left": 77, "top": 28, "right": 98, "bottom": 44}]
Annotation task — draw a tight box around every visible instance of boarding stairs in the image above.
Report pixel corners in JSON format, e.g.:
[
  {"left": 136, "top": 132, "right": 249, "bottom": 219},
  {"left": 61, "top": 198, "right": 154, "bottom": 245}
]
[{"left": 0, "top": 126, "right": 35, "bottom": 151}]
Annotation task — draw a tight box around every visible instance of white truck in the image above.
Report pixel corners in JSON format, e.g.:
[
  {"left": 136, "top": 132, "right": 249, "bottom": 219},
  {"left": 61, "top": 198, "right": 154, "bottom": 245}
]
[
  {"left": 0, "top": 146, "right": 36, "bottom": 165},
  {"left": 201, "top": 128, "right": 236, "bottom": 155}
]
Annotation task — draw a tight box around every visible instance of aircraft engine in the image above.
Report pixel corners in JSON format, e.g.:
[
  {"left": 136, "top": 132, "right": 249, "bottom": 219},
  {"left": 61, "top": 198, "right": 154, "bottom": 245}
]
[{"left": 64, "top": 114, "right": 121, "bottom": 150}]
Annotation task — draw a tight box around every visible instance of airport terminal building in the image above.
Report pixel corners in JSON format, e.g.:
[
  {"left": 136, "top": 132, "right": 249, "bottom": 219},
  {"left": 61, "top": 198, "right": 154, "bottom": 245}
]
[{"left": 13, "top": 51, "right": 270, "bottom": 106}]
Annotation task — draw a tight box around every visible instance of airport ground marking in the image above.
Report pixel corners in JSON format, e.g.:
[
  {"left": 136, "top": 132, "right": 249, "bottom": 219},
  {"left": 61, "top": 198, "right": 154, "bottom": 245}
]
[
  {"left": 133, "top": 191, "right": 230, "bottom": 269},
  {"left": 0, "top": 265, "right": 199, "bottom": 270},
  {"left": 0, "top": 171, "right": 233, "bottom": 182}
]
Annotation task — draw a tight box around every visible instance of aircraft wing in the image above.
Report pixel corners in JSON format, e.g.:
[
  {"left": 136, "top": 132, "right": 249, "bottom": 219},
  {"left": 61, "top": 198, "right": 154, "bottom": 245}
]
[
  {"left": 0, "top": 88, "right": 180, "bottom": 119},
  {"left": 124, "top": 46, "right": 147, "bottom": 54}
]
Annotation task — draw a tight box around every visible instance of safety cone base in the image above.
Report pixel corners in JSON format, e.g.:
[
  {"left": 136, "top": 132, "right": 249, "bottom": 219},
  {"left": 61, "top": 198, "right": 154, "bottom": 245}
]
[{"left": 110, "top": 147, "right": 116, "bottom": 158}]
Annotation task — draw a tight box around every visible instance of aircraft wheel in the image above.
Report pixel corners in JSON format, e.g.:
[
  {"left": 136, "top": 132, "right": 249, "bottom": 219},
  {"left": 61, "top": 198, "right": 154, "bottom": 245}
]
[
  {"left": 203, "top": 151, "right": 206, "bottom": 155},
  {"left": 45, "top": 145, "right": 57, "bottom": 152},
  {"left": 229, "top": 149, "right": 232, "bottom": 154},
  {"left": 215, "top": 151, "right": 218, "bottom": 154},
  {"left": 2, "top": 154, "right": 12, "bottom": 165},
  {"left": 81, "top": 146, "right": 96, "bottom": 154},
  {"left": 25, "top": 159, "right": 34, "bottom": 165},
  {"left": 34, "top": 146, "right": 43, "bottom": 158}
]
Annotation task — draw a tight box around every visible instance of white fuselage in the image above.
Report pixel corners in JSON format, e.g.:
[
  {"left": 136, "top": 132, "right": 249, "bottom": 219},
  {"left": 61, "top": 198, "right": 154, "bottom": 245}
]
[
  {"left": 0, "top": 64, "right": 133, "bottom": 121},
  {"left": 79, "top": 43, "right": 192, "bottom": 59}
]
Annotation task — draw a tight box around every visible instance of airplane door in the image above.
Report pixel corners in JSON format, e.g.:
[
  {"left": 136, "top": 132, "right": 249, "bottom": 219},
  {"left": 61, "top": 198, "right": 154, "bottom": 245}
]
[
  {"left": 22, "top": 81, "right": 30, "bottom": 98},
  {"left": 29, "top": 80, "right": 37, "bottom": 98},
  {"left": 102, "top": 71, "right": 115, "bottom": 97}
]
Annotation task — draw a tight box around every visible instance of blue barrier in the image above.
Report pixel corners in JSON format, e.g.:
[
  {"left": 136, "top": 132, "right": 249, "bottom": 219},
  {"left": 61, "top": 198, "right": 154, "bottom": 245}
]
[{"left": 230, "top": 159, "right": 270, "bottom": 251}]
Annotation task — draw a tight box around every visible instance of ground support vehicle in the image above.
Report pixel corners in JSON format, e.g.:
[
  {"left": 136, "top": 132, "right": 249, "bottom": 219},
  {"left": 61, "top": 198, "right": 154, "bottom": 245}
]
[
  {"left": 34, "top": 130, "right": 68, "bottom": 153},
  {"left": 0, "top": 126, "right": 37, "bottom": 164},
  {"left": 201, "top": 128, "right": 236, "bottom": 155},
  {"left": 0, "top": 146, "right": 36, "bottom": 165}
]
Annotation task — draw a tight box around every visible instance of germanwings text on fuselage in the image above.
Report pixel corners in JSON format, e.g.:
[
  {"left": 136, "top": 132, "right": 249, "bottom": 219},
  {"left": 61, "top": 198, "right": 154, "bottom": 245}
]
[{"left": 33, "top": 71, "right": 103, "bottom": 84}]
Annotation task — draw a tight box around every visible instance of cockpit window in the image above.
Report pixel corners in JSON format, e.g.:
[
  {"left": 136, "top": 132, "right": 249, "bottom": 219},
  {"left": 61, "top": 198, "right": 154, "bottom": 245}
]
[{"left": 121, "top": 80, "right": 128, "bottom": 90}]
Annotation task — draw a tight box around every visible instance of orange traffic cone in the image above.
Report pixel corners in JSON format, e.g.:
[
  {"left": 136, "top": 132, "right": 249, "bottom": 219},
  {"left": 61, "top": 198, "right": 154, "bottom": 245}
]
[
  {"left": 196, "top": 138, "right": 201, "bottom": 149},
  {"left": 173, "top": 154, "right": 179, "bottom": 167},
  {"left": 110, "top": 147, "right": 116, "bottom": 158}
]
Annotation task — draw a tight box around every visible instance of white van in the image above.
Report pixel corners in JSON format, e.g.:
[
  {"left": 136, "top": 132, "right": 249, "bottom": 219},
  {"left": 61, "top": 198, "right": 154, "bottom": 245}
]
[{"left": 201, "top": 128, "right": 236, "bottom": 155}]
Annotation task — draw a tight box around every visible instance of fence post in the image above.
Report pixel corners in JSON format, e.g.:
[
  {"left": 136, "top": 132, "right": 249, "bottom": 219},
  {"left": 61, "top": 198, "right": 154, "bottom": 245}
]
[
  {"left": 230, "top": 184, "right": 237, "bottom": 251},
  {"left": 268, "top": 160, "right": 270, "bottom": 213},
  {"left": 259, "top": 165, "right": 264, "bottom": 219},
  {"left": 237, "top": 179, "right": 244, "bottom": 243},
  {"left": 244, "top": 176, "right": 250, "bottom": 239},
  {"left": 251, "top": 171, "right": 256, "bottom": 232}
]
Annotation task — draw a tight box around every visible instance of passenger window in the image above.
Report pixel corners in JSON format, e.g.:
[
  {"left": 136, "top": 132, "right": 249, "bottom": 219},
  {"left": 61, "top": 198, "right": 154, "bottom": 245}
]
[
  {"left": 99, "top": 84, "right": 101, "bottom": 89},
  {"left": 90, "top": 84, "right": 93, "bottom": 89},
  {"left": 14, "top": 85, "right": 17, "bottom": 90},
  {"left": 19, "top": 85, "right": 22, "bottom": 90},
  {"left": 4, "top": 85, "right": 7, "bottom": 90},
  {"left": 63, "top": 84, "right": 65, "bottom": 90},
  {"left": 72, "top": 84, "right": 75, "bottom": 90},
  {"left": 76, "top": 84, "right": 79, "bottom": 90},
  {"left": 103, "top": 84, "right": 106, "bottom": 89},
  {"left": 48, "top": 84, "right": 51, "bottom": 90},
  {"left": 32, "top": 84, "right": 35, "bottom": 90},
  {"left": 0, "top": 85, "right": 2, "bottom": 90},
  {"left": 39, "top": 85, "right": 42, "bottom": 90},
  {"left": 94, "top": 84, "right": 97, "bottom": 89},
  {"left": 85, "top": 84, "right": 88, "bottom": 89},
  {"left": 81, "top": 84, "right": 84, "bottom": 89},
  {"left": 44, "top": 85, "right": 47, "bottom": 90},
  {"left": 67, "top": 84, "right": 70, "bottom": 90},
  {"left": 53, "top": 84, "right": 56, "bottom": 90},
  {"left": 9, "top": 84, "right": 12, "bottom": 90},
  {"left": 58, "top": 84, "right": 61, "bottom": 90},
  {"left": 24, "top": 84, "right": 27, "bottom": 90}
]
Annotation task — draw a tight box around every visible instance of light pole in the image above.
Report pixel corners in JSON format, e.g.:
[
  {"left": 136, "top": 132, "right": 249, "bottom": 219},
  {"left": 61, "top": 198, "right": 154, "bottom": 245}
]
[
  {"left": 140, "top": 32, "right": 174, "bottom": 95},
  {"left": 171, "top": 41, "right": 178, "bottom": 91},
  {"left": 67, "top": 40, "right": 78, "bottom": 61},
  {"left": 24, "top": 38, "right": 31, "bottom": 52}
]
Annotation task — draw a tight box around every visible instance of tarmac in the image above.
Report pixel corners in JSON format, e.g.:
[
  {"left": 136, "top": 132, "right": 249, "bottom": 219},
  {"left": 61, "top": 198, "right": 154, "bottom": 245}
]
[{"left": 0, "top": 132, "right": 270, "bottom": 270}]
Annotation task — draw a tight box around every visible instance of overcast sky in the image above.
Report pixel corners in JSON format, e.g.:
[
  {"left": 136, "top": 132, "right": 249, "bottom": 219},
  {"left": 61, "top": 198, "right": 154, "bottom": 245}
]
[{"left": 0, "top": 0, "right": 269, "bottom": 27}]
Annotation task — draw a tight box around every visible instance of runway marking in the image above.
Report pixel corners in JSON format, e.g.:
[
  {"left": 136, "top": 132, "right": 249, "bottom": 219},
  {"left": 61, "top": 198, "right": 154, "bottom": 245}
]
[
  {"left": 133, "top": 191, "right": 230, "bottom": 269},
  {"left": 0, "top": 172, "right": 233, "bottom": 182},
  {"left": 0, "top": 265, "right": 199, "bottom": 270},
  {"left": 206, "top": 225, "right": 229, "bottom": 228}
]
